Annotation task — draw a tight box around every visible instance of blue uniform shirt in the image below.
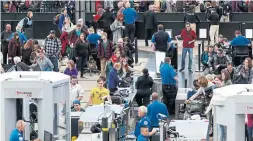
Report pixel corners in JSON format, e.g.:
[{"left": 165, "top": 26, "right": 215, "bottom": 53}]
[
  {"left": 137, "top": 134, "right": 149, "bottom": 141},
  {"left": 134, "top": 116, "right": 151, "bottom": 137},
  {"left": 230, "top": 35, "right": 251, "bottom": 46},
  {"left": 160, "top": 63, "right": 176, "bottom": 85},
  {"left": 9, "top": 128, "right": 23, "bottom": 141},
  {"left": 147, "top": 100, "right": 169, "bottom": 127},
  {"left": 122, "top": 8, "right": 137, "bottom": 24},
  {"left": 87, "top": 33, "right": 101, "bottom": 47}
]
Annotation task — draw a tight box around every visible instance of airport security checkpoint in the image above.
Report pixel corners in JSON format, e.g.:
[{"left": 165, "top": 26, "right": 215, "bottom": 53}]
[
  {"left": 0, "top": 72, "right": 71, "bottom": 141},
  {"left": 3, "top": 69, "right": 253, "bottom": 141},
  {"left": 3, "top": 1, "right": 253, "bottom": 141}
]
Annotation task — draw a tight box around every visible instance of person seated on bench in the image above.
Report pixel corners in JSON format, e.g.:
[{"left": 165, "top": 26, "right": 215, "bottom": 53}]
[
  {"left": 230, "top": 30, "right": 251, "bottom": 46},
  {"left": 225, "top": 62, "right": 236, "bottom": 81},
  {"left": 210, "top": 48, "right": 229, "bottom": 74},
  {"left": 233, "top": 58, "right": 253, "bottom": 84},
  {"left": 221, "top": 69, "right": 233, "bottom": 86},
  {"left": 201, "top": 45, "right": 216, "bottom": 74},
  {"left": 222, "top": 38, "right": 230, "bottom": 49},
  {"left": 215, "top": 34, "right": 224, "bottom": 48}
]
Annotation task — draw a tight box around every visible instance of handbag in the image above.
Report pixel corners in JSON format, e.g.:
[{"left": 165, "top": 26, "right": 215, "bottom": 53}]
[
  {"left": 186, "top": 100, "right": 203, "bottom": 113},
  {"left": 67, "top": 45, "right": 76, "bottom": 60}
]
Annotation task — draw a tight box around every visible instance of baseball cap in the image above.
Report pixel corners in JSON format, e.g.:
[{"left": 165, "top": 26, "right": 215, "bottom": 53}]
[
  {"left": 111, "top": 55, "right": 118, "bottom": 63},
  {"left": 73, "top": 100, "right": 80, "bottom": 105},
  {"left": 49, "top": 30, "right": 55, "bottom": 34}
]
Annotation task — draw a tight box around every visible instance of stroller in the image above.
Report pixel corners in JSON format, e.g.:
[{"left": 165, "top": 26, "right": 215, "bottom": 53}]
[{"left": 84, "top": 55, "right": 99, "bottom": 76}]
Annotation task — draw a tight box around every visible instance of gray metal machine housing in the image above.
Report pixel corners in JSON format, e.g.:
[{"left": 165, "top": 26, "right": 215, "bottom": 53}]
[{"left": 0, "top": 72, "right": 71, "bottom": 141}]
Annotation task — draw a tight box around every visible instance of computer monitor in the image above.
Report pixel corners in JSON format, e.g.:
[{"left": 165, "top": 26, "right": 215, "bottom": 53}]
[{"left": 44, "top": 130, "right": 53, "bottom": 141}]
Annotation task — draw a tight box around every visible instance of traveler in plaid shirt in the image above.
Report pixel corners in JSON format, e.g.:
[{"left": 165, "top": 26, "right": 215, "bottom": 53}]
[{"left": 44, "top": 30, "right": 62, "bottom": 72}]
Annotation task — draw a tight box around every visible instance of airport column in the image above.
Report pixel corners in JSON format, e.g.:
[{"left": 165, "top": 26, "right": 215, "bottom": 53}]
[{"left": 75, "top": 1, "right": 80, "bottom": 24}]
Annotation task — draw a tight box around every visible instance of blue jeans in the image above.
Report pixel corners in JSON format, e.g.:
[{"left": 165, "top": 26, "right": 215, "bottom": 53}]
[
  {"left": 248, "top": 126, "right": 253, "bottom": 141},
  {"left": 218, "top": 124, "right": 227, "bottom": 141},
  {"left": 48, "top": 56, "right": 59, "bottom": 72},
  {"left": 181, "top": 48, "right": 193, "bottom": 70}
]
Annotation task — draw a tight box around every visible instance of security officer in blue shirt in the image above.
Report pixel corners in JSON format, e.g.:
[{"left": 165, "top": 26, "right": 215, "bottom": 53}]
[
  {"left": 147, "top": 93, "right": 169, "bottom": 127},
  {"left": 10, "top": 120, "right": 25, "bottom": 141},
  {"left": 137, "top": 124, "right": 157, "bottom": 141},
  {"left": 134, "top": 106, "right": 151, "bottom": 139},
  {"left": 230, "top": 30, "right": 251, "bottom": 46},
  {"left": 160, "top": 57, "right": 178, "bottom": 115}
]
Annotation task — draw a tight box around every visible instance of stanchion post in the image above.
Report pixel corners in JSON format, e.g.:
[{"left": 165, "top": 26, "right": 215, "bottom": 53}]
[
  {"left": 195, "top": 43, "right": 202, "bottom": 72},
  {"left": 201, "top": 40, "right": 205, "bottom": 71},
  {"left": 135, "top": 38, "right": 138, "bottom": 64},
  {"left": 185, "top": 79, "right": 187, "bottom": 88},
  {"left": 201, "top": 40, "right": 205, "bottom": 53}
]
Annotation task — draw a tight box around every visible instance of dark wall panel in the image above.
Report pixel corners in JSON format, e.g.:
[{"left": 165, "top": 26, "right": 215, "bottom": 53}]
[
  {"left": 1, "top": 13, "right": 57, "bottom": 21},
  {"left": 231, "top": 13, "right": 253, "bottom": 22},
  {"left": 33, "top": 21, "right": 60, "bottom": 39},
  {"left": 85, "top": 12, "right": 206, "bottom": 22},
  {"left": 219, "top": 22, "right": 241, "bottom": 40}
]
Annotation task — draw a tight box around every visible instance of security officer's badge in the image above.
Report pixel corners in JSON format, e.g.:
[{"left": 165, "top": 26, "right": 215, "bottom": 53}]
[
  {"left": 144, "top": 121, "right": 148, "bottom": 125},
  {"left": 19, "top": 137, "right": 23, "bottom": 141}
]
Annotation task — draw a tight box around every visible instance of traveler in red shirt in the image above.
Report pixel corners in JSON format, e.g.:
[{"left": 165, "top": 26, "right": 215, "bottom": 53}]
[{"left": 175, "top": 22, "right": 197, "bottom": 73}]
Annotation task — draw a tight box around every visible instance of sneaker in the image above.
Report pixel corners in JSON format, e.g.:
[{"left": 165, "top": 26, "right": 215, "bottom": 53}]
[
  {"left": 179, "top": 68, "right": 184, "bottom": 72},
  {"left": 189, "top": 69, "right": 193, "bottom": 73},
  {"left": 80, "top": 76, "right": 87, "bottom": 79}
]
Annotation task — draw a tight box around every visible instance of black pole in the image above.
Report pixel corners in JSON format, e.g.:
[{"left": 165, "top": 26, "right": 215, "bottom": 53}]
[
  {"left": 195, "top": 43, "right": 202, "bottom": 72},
  {"left": 208, "top": 23, "right": 210, "bottom": 45},
  {"left": 201, "top": 40, "right": 205, "bottom": 71},
  {"left": 135, "top": 37, "right": 138, "bottom": 64},
  {"left": 185, "top": 79, "right": 187, "bottom": 88},
  {"left": 201, "top": 40, "right": 205, "bottom": 53},
  {"left": 102, "top": 117, "right": 109, "bottom": 141}
]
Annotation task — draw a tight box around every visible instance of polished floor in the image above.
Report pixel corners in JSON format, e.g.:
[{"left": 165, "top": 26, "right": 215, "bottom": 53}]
[{"left": 144, "top": 51, "right": 200, "bottom": 88}]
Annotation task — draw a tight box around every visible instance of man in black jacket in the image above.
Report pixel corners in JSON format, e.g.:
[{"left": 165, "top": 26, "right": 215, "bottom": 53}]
[
  {"left": 151, "top": 24, "right": 171, "bottom": 75},
  {"left": 210, "top": 48, "right": 229, "bottom": 74},
  {"left": 208, "top": 10, "right": 220, "bottom": 46},
  {"left": 1, "top": 24, "right": 12, "bottom": 64},
  {"left": 143, "top": 5, "right": 157, "bottom": 46},
  {"left": 220, "top": 1, "right": 232, "bottom": 22},
  {"left": 99, "top": 7, "right": 115, "bottom": 41},
  {"left": 184, "top": 5, "right": 200, "bottom": 32}
]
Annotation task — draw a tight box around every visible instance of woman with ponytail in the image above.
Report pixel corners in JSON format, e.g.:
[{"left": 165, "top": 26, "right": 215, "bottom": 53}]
[{"left": 135, "top": 68, "right": 154, "bottom": 106}]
